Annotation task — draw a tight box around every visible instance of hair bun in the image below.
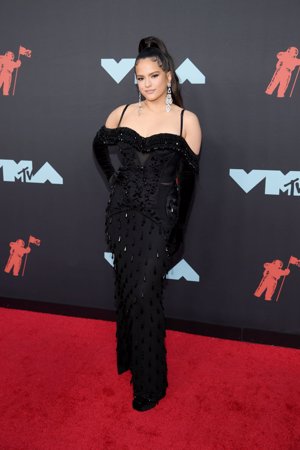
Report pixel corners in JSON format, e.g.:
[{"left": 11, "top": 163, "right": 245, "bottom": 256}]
[{"left": 138, "top": 36, "right": 168, "bottom": 55}]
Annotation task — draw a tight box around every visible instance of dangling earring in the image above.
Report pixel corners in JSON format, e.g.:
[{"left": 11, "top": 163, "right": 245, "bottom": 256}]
[
  {"left": 165, "top": 82, "right": 173, "bottom": 112},
  {"left": 138, "top": 91, "right": 142, "bottom": 115}
]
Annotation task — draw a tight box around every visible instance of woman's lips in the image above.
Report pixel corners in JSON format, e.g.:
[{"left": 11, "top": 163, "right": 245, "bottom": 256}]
[{"left": 145, "top": 90, "right": 155, "bottom": 94}]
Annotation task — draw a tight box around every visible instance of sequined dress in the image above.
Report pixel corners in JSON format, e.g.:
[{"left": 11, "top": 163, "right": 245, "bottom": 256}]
[{"left": 93, "top": 105, "right": 199, "bottom": 400}]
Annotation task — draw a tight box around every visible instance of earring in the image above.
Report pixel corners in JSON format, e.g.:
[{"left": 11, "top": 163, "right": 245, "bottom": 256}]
[
  {"left": 165, "top": 82, "right": 173, "bottom": 112},
  {"left": 138, "top": 91, "right": 142, "bottom": 115}
]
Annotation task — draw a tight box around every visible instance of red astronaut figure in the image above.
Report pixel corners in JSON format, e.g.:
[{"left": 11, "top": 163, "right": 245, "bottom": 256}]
[
  {"left": 4, "top": 239, "right": 31, "bottom": 276},
  {"left": 0, "top": 51, "right": 21, "bottom": 96},
  {"left": 254, "top": 260, "right": 290, "bottom": 301},
  {"left": 265, "top": 47, "right": 300, "bottom": 97}
]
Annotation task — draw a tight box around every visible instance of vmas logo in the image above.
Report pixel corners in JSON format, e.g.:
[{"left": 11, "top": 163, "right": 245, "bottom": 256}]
[
  {"left": 0, "top": 45, "right": 31, "bottom": 96},
  {"left": 100, "top": 58, "right": 205, "bottom": 85},
  {"left": 254, "top": 256, "right": 300, "bottom": 302},
  {"left": 4, "top": 235, "right": 41, "bottom": 277},
  {"left": 0, "top": 160, "right": 63, "bottom": 184},
  {"left": 265, "top": 46, "right": 300, "bottom": 98},
  {"left": 230, "top": 169, "right": 300, "bottom": 196}
]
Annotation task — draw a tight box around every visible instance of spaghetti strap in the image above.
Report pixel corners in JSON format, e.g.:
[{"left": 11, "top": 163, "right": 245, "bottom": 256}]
[
  {"left": 180, "top": 109, "right": 185, "bottom": 136},
  {"left": 117, "top": 104, "right": 130, "bottom": 127}
]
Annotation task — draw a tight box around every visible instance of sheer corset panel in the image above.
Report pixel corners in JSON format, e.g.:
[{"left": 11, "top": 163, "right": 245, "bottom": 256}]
[{"left": 134, "top": 151, "right": 151, "bottom": 167}]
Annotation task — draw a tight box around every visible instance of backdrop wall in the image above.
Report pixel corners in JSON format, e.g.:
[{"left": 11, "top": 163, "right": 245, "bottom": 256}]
[{"left": 1, "top": 0, "right": 300, "bottom": 337}]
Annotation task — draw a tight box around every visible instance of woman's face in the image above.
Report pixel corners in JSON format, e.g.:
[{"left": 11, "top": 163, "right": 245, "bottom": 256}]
[{"left": 135, "top": 58, "right": 171, "bottom": 103}]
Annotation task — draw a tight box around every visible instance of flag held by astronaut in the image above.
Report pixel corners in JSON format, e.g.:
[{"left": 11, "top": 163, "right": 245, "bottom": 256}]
[
  {"left": 289, "top": 256, "right": 300, "bottom": 266},
  {"left": 19, "top": 46, "right": 32, "bottom": 58},
  {"left": 29, "top": 235, "right": 41, "bottom": 246}
]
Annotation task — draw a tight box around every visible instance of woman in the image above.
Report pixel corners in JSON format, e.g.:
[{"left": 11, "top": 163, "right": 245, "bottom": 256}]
[{"left": 93, "top": 36, "right": 202, "bottom": 411}]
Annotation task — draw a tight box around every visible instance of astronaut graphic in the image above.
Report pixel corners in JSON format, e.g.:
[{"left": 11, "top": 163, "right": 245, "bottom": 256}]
[
  {"left": 0, "top": 45, "right": 31, "bottom": 96},
  {"left": 4, "top": 235, "right": 41, "bottom": 277},
  {"left": 254, "top": 260, "right": 290, "bottom": 301},
  {"left": 4, "top": 239, "right": 31, "bottom": 276},
  {"left": 0, "top": 51, "right": 21, "bottom": 95},
  {"left": 265, "top": 47, "right": 300, "bottom": 98}
]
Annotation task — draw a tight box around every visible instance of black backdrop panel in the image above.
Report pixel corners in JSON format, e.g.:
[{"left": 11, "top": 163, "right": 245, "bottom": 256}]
[{"left": 1, "top": 0, "right": 300, "bottom": 336}]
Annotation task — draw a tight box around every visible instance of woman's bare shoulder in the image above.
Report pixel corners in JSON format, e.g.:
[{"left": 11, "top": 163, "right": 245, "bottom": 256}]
[
  {"left": 183, "top": 109, "right": 201, "bottom": 126},
  {"left": 182, "top": 109, "right": 202, "bottom": 155},
  {"left": 104, "top": 104, "right": 129, "bottom": 128}
]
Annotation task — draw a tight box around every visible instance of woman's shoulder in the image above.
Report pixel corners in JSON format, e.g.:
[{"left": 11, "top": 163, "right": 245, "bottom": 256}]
[
  {"left": 182, "top": 108, "right": 201, "bottom": 125},
  {"left": 104, "top": 104, "right": 130, "bottom": 128},
  {"left": 181, "top": 109, "right": 202, "bottom": 155}
]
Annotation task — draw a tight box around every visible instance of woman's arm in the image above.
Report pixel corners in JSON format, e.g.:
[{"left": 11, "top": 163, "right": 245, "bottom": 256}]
[
  {"left": 182, "top": 110, "right": 202, "bottom": 156},
  {"left": 92, "top": 105, "right": 126, "bottom": 183},
  {"left": 104, "top": 104, "right": 128, "bottom": 128},
  {"left": 168, "top": 111, "right": 202, "bottom": 255},
  {"left": 92, "top": 131, "right": 116, "bottom": 184}
]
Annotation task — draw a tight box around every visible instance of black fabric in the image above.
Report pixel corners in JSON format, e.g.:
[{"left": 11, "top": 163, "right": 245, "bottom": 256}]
[
  {"left": 93, "top": 125, "right": 199, "bottom": 398},
  {"left": 93, "top": 132, "right": 116, "bottom": 183},
  {"left": 180, "top": 109, "right": 185, "bottom": 136},
  {"left": 168, "top": 156, "right": 197, "bottom": 255}
]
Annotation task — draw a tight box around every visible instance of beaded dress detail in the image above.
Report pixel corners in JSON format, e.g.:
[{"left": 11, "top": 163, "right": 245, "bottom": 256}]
[{"left": 93, "top": 105, "right": 199, "bottom": 400}]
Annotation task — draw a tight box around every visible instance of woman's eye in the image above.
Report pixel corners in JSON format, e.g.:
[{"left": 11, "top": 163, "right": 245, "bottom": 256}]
[
  {"left": 152, "top": 74, "right": 159, "bottom": 78},
  {"left": 137, "top": 78, "right": 143, "bottom": 81}
]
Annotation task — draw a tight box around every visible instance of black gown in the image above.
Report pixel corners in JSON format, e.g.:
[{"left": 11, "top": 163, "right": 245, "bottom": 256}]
[{"left": 93, "top": 105, "right": 199, "bottom": 400}]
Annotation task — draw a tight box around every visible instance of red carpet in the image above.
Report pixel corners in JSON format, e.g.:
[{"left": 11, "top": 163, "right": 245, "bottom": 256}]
[{"left": 0, "top": 307, "right": 300, "bottom": 450}]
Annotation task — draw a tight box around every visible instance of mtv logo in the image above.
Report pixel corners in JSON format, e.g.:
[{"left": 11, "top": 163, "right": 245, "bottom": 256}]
[
  {"left": 0, "top": 160, "right": 63, "bottom": 184},
  {"left": 229, "top": 169, "right": 300, "bottom": 196}
]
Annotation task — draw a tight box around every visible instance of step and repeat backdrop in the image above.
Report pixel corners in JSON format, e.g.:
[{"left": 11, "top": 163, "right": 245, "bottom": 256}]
[{"left": 1, "top": 0, "right": 300, "bottom": 336}]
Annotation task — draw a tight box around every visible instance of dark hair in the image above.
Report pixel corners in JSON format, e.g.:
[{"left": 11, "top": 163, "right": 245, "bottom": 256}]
[{"left": 135, "top": 36, "right": 183, "bottom": 108}]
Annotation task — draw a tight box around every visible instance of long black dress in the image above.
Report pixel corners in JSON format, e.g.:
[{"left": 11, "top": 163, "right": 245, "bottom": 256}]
[{"left": 93, "top": 105, "right": 199, "bottom": 400}]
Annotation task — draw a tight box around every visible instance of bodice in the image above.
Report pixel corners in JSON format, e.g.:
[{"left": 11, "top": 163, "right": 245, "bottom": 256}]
[
  {"left": 97, "top": 125, "right": 199, "bottom": 174},
  {"left": 93, "top": 125, "right": 200, "bottom": 239}
]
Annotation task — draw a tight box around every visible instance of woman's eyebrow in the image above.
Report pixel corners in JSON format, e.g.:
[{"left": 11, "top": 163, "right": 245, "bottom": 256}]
[{"left": 136, "top": 71, "right": 160, "bottom": 76}]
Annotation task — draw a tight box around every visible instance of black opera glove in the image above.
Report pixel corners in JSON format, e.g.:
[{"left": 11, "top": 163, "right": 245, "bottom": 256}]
[
  {"left": 177, "top": 157, "right": 197, "bottom": 230},
  {"left": 92, "top": 130, "right": 116, "bottom": 183},
  {"left": 168, "top": 158, "right": 197, "bottom": 255},
  {"left": 167, "top": 225, "right": 184, "bottom": 256}
]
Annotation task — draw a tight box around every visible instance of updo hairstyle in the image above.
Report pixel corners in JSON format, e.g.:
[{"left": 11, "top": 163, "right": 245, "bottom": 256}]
[{"left": 135, "top": 36, "right": 183, "bottom": 107}]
